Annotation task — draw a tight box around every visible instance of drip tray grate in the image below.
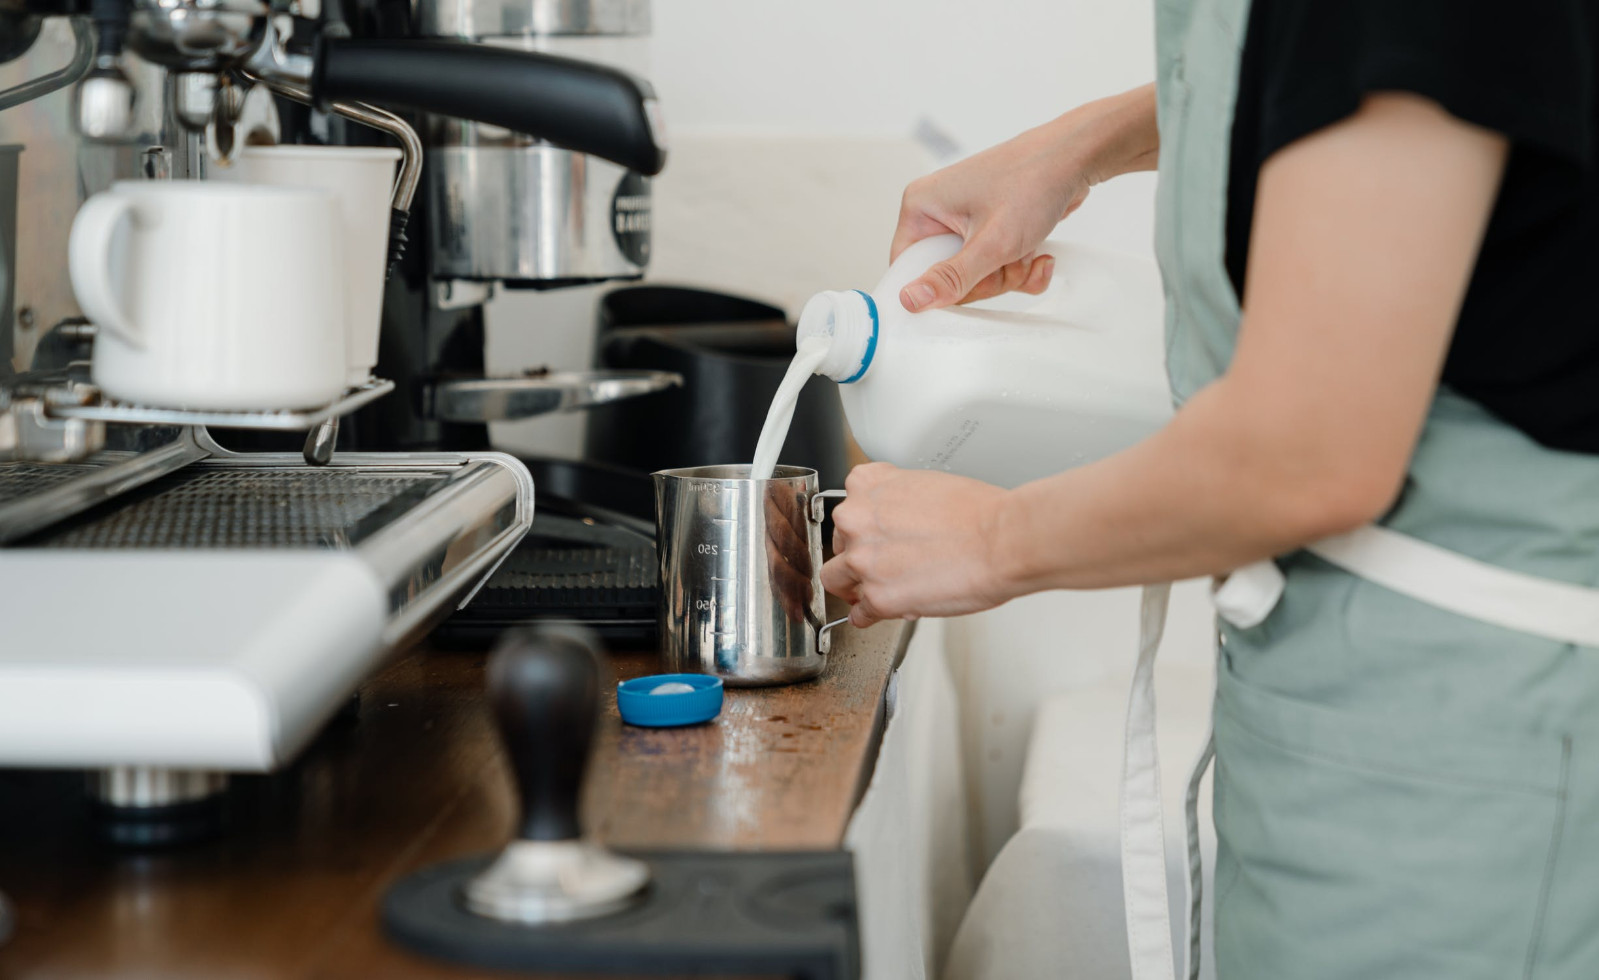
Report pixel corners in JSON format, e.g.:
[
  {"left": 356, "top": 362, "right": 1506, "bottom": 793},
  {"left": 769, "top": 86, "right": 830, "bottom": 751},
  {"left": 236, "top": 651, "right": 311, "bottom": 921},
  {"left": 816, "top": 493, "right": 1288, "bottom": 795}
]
[
  {"left": 34, "top": 467, "right": 449, "bottom": 550},
  {"left": 0, "top": 458, "right": 127, "bottom": 504}
]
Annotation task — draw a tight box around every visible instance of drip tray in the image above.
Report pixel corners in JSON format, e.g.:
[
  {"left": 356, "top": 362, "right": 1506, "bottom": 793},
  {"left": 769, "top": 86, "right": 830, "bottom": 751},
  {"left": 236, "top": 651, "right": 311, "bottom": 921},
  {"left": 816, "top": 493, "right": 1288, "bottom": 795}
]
[
  {"left": 0, "top": 451, "right": 534, "bottom": 772},
  {"left": 31, "top": 467, "right": 451, "bottom": 549},
  {"left": 438, "top": 503, "right": 659, "bottom": 645}
]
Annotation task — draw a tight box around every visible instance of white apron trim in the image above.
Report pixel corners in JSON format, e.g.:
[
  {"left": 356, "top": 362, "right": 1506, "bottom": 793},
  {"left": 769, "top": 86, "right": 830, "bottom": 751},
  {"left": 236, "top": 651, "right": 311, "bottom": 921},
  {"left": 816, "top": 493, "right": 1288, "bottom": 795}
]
[{"left": 1121, "top": 523, "right": 1599, "bottom": 980}]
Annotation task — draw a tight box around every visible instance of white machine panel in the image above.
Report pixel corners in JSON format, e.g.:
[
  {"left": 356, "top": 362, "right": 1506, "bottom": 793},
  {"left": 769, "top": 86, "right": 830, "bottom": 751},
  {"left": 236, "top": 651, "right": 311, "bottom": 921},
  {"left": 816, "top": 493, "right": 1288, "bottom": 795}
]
[{"left": 0, "top": 551, "right": 387, "bottom": 770}]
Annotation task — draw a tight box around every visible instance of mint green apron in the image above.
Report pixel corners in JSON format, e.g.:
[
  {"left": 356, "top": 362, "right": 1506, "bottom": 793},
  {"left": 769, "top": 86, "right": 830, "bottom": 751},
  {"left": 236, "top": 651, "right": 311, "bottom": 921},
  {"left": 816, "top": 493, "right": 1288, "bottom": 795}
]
[{"left": 1148, "top": 0, "right": 1599, "bottom": 976}]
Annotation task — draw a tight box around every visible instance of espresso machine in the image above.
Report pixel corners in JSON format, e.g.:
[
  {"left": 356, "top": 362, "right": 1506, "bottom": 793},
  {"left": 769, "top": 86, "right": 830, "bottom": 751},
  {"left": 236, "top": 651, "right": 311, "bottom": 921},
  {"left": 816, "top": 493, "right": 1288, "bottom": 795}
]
[{"left": 0, "top": 0, "right": 669, "bottom": 842}]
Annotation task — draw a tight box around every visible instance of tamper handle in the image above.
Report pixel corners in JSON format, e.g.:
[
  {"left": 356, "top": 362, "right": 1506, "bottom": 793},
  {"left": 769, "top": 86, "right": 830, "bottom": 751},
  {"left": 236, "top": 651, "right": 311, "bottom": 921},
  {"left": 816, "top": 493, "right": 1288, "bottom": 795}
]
[{"left": 487, "top": 626, "right": 604, "bottom": 843}]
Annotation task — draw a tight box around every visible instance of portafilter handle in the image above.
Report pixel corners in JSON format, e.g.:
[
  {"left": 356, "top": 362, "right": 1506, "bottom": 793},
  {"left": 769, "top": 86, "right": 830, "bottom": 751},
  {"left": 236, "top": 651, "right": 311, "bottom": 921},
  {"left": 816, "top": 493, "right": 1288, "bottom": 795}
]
[
  {"left": 310, "top": 39, "right": 667, "bottom": 177},
  {"left": 488, "top": 625, "right": 604, "bottom": 843}
]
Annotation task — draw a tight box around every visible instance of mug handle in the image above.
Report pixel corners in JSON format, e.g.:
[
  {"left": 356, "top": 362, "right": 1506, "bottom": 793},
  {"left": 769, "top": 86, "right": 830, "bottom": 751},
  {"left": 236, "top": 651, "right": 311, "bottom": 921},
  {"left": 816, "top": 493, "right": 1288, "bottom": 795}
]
[{"left": 68, "top": 193, "right": 142, "bottom": 347}]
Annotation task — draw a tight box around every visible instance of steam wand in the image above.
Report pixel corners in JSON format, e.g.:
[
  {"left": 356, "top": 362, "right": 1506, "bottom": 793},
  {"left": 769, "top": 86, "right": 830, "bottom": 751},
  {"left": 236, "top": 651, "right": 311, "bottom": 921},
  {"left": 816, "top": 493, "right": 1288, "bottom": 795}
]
[{"left": 241, "top": 76, "right": 422, "bottom": 466}]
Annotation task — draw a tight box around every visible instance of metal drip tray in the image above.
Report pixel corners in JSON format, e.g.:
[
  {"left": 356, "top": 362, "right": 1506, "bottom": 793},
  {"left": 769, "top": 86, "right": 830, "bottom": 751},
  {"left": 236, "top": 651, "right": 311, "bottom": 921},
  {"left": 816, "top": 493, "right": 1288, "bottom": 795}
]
[
  {"left": 36, "top": 468, "right": 451, "bottom": 550},
  {"left": 0, "top": 451, "right": 535, "bottom": 772}
]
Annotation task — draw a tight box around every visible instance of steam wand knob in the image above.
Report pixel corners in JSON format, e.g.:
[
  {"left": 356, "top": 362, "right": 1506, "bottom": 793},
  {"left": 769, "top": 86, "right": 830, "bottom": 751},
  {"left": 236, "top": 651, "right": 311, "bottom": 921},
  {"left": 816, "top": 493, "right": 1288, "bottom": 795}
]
[{"left": 463, "top": 626, "right": 650, "bottom": 925}]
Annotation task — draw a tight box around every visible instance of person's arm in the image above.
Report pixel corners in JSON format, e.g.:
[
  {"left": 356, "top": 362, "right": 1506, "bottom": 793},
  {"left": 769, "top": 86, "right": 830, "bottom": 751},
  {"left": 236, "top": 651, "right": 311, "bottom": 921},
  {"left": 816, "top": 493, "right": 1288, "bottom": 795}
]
[
  {"left": 822, "top": 93, "right": 1507, "bottom": 626},
  {"left": 893, "top": 83, "right": 1158, "bottom": 313}
]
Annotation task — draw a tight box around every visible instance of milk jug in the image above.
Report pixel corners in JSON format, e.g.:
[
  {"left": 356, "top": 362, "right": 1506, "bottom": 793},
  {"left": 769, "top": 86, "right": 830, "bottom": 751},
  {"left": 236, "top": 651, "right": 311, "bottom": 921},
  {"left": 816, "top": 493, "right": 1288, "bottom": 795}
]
[{"left": 794, "top": 234, "right": 1173, "bottom": 488}]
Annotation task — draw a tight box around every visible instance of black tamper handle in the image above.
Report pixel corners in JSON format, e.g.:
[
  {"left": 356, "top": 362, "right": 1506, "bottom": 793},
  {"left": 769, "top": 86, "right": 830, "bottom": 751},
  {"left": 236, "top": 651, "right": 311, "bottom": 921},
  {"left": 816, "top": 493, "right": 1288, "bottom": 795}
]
[
  {"left": 311, "top": 38, "right": 666, "bottom": 176},
  {"left": 486, "top": 625, "right": 606, "bottom": 843}
]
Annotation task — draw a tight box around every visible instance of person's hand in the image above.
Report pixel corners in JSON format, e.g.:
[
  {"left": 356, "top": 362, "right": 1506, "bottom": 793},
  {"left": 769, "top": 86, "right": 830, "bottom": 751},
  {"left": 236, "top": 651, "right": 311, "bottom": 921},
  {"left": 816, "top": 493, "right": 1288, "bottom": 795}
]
[
  {"left": 893, "top": 85, "right": 1159, "bottom": 313},
  {"left": 821, "top": 463, "right": 1015, "bottom": 628},
  {"left": 892, "top": 133, "right": 1083, "bottom": 313}
]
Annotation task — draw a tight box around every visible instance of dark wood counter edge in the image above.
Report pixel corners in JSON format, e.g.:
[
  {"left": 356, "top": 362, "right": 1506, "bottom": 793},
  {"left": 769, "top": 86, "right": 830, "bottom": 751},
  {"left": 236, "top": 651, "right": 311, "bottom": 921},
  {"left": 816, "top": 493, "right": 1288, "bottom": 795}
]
[{"left": 0, "top": 618, "right": 915, "bottom": 979}]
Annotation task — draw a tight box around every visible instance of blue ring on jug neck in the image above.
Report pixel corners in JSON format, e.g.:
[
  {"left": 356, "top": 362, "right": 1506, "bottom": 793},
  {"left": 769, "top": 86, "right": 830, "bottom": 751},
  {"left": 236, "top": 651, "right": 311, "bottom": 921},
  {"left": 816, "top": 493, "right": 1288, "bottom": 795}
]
[{"left": 839, "top": 289, "right": 879, "bottom": 384}]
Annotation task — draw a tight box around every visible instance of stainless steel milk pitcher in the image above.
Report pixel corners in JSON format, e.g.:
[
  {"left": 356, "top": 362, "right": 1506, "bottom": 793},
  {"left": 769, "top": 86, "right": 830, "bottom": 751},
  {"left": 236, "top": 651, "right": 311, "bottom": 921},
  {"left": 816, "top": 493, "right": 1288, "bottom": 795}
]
[{"left": 653, "top": 465, "right": 848, "bottom": 686}]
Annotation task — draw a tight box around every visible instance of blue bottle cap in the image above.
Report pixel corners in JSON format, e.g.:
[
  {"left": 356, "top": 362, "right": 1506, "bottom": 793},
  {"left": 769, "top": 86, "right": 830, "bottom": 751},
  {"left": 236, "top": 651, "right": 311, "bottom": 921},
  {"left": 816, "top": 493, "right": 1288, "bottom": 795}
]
[{"left": 617, "top": 673, "right": 724, "bottom": 728}]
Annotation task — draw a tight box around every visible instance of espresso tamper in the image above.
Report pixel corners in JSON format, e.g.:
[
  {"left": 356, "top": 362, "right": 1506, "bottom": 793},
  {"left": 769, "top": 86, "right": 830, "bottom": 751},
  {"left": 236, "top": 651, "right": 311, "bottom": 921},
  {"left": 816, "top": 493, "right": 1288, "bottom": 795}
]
[{"left": 462, "top": 626, "right": 650, "bottom": 925}]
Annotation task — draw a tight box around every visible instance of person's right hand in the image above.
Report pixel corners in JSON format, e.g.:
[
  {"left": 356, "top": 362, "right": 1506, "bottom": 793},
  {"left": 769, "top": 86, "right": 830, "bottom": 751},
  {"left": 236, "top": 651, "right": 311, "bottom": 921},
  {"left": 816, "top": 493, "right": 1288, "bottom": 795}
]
[
  {"left": 892, "top": 131, "right": 1087, "bottom": 313},
  {"left": 892, "top": 85, "right": 1160, "bottom": 314}
]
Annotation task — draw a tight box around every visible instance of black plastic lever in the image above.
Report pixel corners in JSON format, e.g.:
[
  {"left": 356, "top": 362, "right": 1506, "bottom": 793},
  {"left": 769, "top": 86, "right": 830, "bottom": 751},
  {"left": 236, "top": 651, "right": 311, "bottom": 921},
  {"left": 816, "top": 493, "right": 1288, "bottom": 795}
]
[
  {"left": 311, "top": 38, "right": 666, "bottom": 176},
  {"left": 485, "top": 625, "right": 606, "bottom": 843}
]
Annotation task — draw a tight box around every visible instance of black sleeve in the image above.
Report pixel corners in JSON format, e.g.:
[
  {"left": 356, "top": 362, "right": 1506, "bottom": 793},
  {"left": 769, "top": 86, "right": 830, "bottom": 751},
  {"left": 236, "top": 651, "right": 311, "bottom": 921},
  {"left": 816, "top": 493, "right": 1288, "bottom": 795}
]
[{"left": 1246, "top": 0, "right": 1594, "bottom": 168}]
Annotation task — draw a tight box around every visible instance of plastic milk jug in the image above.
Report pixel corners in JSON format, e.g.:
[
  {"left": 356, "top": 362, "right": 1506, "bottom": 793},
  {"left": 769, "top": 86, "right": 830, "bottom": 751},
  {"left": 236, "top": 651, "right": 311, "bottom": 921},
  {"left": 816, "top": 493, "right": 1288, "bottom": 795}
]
[{"left": 794, "top": 234, "right": 1173, "bottom": 488}]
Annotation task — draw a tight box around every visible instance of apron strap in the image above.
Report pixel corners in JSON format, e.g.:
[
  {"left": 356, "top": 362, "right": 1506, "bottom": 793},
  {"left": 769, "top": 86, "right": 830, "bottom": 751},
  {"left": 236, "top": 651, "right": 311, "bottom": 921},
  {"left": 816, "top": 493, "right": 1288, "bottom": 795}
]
[
  {"left": 1121, "top": 583, "right": 1177, "bottom": 980},
  {"left": 1214, "top": 525, "right": 1599, "bottom": 647},
  {"left": 1182, "top": 706, "right": 1216, "bottom": 980}
]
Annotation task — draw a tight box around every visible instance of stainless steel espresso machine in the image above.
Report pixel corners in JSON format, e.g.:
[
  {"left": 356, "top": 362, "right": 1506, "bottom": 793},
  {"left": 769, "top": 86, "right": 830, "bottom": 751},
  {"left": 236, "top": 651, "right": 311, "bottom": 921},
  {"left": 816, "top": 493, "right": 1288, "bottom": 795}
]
[{"left": 0, "top": 0, "right": 669, "bottom": 844}]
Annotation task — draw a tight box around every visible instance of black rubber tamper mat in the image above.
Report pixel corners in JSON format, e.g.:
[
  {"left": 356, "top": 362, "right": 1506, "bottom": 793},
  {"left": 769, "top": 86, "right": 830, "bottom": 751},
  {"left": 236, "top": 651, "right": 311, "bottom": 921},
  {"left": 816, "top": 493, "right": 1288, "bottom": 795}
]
[{"left": 383, "top": 850, "right": 859, "bottom": 979}]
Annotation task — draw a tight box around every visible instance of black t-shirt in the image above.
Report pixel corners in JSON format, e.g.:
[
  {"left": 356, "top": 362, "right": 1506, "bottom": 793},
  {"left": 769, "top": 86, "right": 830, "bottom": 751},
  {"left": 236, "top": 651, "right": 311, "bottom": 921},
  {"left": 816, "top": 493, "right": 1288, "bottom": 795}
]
[{"left": 1226, "top": 0, "right": 1599, "bottom": 454}]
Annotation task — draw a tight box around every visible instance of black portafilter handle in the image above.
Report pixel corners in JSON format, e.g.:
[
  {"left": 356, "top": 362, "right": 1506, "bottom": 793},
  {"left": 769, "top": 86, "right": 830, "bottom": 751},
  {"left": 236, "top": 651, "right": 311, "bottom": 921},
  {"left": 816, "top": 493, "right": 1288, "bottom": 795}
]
[
  {"left": 310, "top": 38, "right": 667, "bottom": 177},
  {"left": 486, "top": 625, "right": 607, "bottom": 843}
]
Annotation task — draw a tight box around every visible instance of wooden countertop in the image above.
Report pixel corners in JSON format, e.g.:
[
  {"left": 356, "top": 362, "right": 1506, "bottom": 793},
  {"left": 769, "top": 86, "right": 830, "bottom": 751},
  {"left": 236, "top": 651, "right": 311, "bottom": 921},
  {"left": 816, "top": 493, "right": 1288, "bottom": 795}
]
[{"left": 0, "top": 619, "right": 911, "bottom": 979}]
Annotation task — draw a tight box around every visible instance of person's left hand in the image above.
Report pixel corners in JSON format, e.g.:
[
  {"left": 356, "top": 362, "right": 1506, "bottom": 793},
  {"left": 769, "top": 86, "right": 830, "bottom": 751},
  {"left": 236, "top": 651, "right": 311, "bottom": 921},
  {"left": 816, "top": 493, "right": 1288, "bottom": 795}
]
[{"left": 821, "top": 463, "right": 1015, "bottom": 628}]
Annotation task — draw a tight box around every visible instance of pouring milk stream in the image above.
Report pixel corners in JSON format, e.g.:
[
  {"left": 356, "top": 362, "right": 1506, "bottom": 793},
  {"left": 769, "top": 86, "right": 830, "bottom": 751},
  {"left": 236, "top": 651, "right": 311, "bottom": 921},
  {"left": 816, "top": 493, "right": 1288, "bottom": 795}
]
[{"left": 753, "top": 234, "right": 1173, "bottom": 487}]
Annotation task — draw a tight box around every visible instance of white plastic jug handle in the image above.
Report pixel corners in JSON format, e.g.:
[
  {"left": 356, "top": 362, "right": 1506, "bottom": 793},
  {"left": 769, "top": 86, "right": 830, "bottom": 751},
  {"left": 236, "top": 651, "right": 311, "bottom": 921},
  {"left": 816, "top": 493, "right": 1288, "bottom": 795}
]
[{"left": 69, "top": 192, "right": 143, "bottom": 348}]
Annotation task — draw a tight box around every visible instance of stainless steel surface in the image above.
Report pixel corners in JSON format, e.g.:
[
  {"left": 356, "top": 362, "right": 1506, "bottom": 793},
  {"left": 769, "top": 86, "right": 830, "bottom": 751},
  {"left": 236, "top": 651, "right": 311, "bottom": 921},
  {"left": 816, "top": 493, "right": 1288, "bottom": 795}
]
[
  {"left": 72, "top": 60, "right": 138, "bottom": 142},
  {"left": 0, "top": 433, "right": 209, "bottom": 543},
  {"left": 2, "top": 394, "right": 105, "bottom": 461},
  {"left": 425, "top": 369, "right": 680, "bottom": 422},
  {"left": 0, "top": 17, "right": 91, "bottom": 113},
  {"left": 172, "top": 70, "right": 218, "bottom": 130},
  {"left": 416, "top": 0, "right": 649, "bottom": 38},
  {"left": 302, "top": 417, "right": 338, "bottom": 466},
  {"left": 654, "top": 464, "right": 844, "bottom": 687},
  {"left": 238, "top": 13, "right": 313, "bottom": 86},
  {"left": 128, "top": 0, "right": 270, "bottom": 73},
  {"left": 463, "top": 839, "right": 650, "bottom": 925},
  {"left": 88, "top": 767, "right": 228, "bottom": 807},
  {"left": 49, "top": 377, "right": 395, "bottom": 430},
  {"left": 26, "top": 450, "right": 535, "bottom": 645},
  {"left": 426, "top": 141, "right": 649, "bottom": 282}
]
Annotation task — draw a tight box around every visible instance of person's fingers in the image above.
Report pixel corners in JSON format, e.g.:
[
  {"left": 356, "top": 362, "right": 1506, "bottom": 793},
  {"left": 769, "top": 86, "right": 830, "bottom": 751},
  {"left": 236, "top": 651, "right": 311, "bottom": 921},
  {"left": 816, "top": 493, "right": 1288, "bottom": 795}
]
[
  {"left": 1015, "top": 254, "right": 1055, "bottom": 296},
  {"left": 961, "top": 254, "right": 1046, "bottom": 304},
  {"left": 899, "top": 234, "right": 1011, "bottom": 313},
  {"left": 890, "top": 181, "right": 956, "bottom": 262},
  {"left": 849, "top": 598, "right": 882, "bottom": 629},
  {"left": 820, "top": 554, "right": 860, "bottom": 603},
  {"left": 844, "top": 461, "right": 894, "bottom": 492}
]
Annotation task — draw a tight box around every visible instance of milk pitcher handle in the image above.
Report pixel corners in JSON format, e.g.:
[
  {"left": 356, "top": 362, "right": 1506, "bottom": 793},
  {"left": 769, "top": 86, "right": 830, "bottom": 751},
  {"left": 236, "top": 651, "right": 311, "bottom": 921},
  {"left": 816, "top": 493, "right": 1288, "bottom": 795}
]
[
  {"left": 809, "top": 488, "right": 851, "bottom": 647},
  {"left": 808, "top": 488, "right": 847, "bottom": 525}
]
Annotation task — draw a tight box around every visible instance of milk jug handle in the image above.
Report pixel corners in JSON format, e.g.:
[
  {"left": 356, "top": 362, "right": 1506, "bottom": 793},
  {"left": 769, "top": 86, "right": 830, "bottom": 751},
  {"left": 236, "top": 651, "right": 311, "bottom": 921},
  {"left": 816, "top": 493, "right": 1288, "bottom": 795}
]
[{"left": 808, "top": 488, "right": 847, "bottom": 525}]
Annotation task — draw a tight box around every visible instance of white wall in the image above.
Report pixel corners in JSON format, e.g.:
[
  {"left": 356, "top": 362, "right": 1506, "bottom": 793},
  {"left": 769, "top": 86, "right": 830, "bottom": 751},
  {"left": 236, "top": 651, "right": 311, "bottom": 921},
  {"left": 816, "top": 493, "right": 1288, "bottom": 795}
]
[{"left": 484, "top": 0, "right": 1159, "bottom": 458}]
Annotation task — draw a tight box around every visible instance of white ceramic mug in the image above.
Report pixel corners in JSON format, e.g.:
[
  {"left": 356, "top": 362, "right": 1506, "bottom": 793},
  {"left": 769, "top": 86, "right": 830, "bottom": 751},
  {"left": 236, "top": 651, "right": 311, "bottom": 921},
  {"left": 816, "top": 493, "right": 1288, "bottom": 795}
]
[
  {"left": 211, "top": 146, "right": 401, "bottom": 387},
  {"left": 70, "top": 180, "right": 347, "bottom": 411}
]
